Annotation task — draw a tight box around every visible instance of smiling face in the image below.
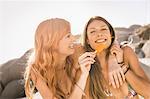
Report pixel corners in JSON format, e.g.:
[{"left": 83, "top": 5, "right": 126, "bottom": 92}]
[
  {"left": 87, "top": 20, "right": 112, "bottom": 51},
  {"left": 58, "top": 32, "right": 76, "bottom": 56}
]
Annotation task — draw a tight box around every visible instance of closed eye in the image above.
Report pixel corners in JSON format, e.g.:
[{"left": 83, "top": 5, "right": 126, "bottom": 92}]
[
  {"left": 90, "top": 30, "right": 96, "bottom": 34},
  {"left": 67, "top": 34, "right": 71, "bottom": 38},
  {"left": 101, "top": 28, "right": 108, "bottom": 31}
]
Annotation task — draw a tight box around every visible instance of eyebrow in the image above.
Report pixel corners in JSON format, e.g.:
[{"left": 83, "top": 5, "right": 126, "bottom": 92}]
[
  {"left": 101, "top": 25, "right": 107, "bottom": 28},
  {"left": 89, "top": 25, "right": 107, "bottom": 30}
]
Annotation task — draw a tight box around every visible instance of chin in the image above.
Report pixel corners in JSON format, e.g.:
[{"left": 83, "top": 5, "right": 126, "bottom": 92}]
[{"left": 69, "top": 49, "right": 75, "bottom": 55}]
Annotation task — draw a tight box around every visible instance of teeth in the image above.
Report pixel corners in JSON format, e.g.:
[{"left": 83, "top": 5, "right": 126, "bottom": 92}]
[{"left": 96, "top": 39, "right": 106, "bottom": 43}]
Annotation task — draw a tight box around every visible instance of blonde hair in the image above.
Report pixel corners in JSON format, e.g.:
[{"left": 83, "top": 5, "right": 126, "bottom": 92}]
[{"left": 24, "top": 18, "right": 74, "bottom": 99}]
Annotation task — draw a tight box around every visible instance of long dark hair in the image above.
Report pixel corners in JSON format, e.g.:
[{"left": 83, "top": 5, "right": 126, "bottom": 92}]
[{"left": 83, "top": 16, "right": 115, "bottom": 98}]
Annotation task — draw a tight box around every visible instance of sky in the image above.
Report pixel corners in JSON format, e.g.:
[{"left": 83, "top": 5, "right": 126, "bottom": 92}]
[{"left": 0, "top": 0, "right": 150, "bottom": 63}]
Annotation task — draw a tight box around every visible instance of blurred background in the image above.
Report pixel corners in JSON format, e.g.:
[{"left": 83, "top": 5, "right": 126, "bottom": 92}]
[
  {"left": 0, "top": 0, "right": 150, "bottom": 63},
  {"left": 0, "top": 0, "right": 150, "bottom": 98}
]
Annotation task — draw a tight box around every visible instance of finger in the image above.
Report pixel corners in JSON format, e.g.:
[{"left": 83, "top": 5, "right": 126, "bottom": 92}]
[
  {"left": 117, "top": 70, "right": 123, "bottom": 86},
  {"left": 109, "top": 74, "right": 113, "bottom": 85},
  {"left": 80, "top": 61, "right": 93, "bottom": 71},
  {"left": 120, "top": 69, "right": 125, "bottom": 82},
  {"left": 111, "top": 77, "right": 116, "bottom": 89},
  {"left": 113, "top": 72, "right": 119, "bottom": 88},
  {"left": 80, "top": 61, "right": 94, "bottom": 68},
  {"left": 110, "top": 49, "right": 122, "bottom": 56},
  {"left": 88, "top": 52, "right": 96, "bottom": 58},
  {"left": 79, "top": 57, "right": 95, "bottom": 65},
  {"left": 109, "top": 73, "right": 116, "bottom": 88},
  {"left": 110, "top": 49, "right": 118, "bottom": 55},
  {"left": 79, "top": 52, "right": 96, "bottom": 61}
]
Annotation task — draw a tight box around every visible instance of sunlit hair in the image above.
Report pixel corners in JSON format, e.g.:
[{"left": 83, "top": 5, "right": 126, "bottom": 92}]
[
  {"left": 83, "top": 16, "right": 116, "bottom": 98},
  {"left": 24, "top": 18, "right": 74, "bottom": 99}
]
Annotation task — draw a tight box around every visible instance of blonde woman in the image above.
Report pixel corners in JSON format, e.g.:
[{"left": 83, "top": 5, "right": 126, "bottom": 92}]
[{"left": 24, "top": 18, "right": 90, "bottom": 99}]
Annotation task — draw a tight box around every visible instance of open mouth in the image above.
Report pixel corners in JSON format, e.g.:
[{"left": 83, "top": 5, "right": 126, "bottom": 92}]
[{"left": 95, "top": 38, "right": 107, "bottom": 43}]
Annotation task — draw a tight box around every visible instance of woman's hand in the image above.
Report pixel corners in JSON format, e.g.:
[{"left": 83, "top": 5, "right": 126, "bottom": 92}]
[
  {"left": 110, "top": 42, "right": 123, "bottom": 64},
  {"left": 78, "top": 52, "right": 96, "bottom": 76},
  {"left": 108, "top": 54, "right": 125, "bottom": 89}
]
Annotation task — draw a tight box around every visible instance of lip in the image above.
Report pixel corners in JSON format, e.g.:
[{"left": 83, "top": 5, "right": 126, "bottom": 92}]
[{"left": 95, "top": 38, "right": 107, "bottom": 43}]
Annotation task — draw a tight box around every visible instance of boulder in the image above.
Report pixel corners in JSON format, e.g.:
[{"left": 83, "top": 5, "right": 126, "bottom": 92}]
[
  {"left": 142, "top": 40, "right": 150, "bottom": 58},
  {"left": 0, "top": 49, "right": 33, "bottom": 98}
]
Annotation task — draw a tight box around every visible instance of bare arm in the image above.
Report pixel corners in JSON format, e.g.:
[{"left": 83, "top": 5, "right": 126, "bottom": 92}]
[
  {"left": 32, "top": 69, "right": 88, "bottom": 99},
  {"left": 33, "top": 51, "right": 95, "bottom": 99},
  {"left": 69, "top": 52, "right": 96, "bottom": 99},
  {"left": 69, "top": 72, "right": 88, "bottom": 99},
  {"left": 108, "top": 43, "right": 125, "bottom": 89},
  {"left": 123, "top": 46, "right": 150, "bottom": 98}
]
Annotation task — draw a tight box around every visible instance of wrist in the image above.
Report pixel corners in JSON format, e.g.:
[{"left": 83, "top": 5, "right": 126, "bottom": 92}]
[
  {"left": 118, "top": 61, "right": 124, "bottom": 64},
  {"left": 121, "top": 64, "right": 129, "bottom": 74},
  {"left": 81, "top": 73, "right": 89, "bottom": 78},
  {"left": 75, "top": 83, "right": 86, "bottom": 96}
]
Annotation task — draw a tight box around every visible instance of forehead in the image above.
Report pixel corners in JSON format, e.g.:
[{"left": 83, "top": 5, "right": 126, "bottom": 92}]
[
  {"left": 63, "top": 25, "right": 71, "bottom": 34},
  {"left": 87, "top": 20, "right": 108, "bottom": 29}
]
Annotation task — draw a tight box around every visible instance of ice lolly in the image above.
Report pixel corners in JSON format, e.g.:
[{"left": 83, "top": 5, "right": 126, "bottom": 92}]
[{"left": 95, "top": 43, "right": 106, "bottom": 53}]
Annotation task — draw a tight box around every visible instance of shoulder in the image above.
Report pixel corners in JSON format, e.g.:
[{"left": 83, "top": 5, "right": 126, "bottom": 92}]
[
  {"left": 122, "top": 46, "right": 134, "bottom": 54},
  {"left": 122, "top": 46, "right": 137, "bottom": 60},
  {"left": 122, "top": 46, "right": 139, "bottom": 67},
  {"left": 122, "top": 46, "right": 149, "bottom": 80}
]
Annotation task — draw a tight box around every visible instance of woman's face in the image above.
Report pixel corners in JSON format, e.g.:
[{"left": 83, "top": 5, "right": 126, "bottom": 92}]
[
  {"left": 58, "top": 31, "right": 76, "bottom": 56},
  {"left": 87, "top": 20, "right": 112, "bottom": 50}
]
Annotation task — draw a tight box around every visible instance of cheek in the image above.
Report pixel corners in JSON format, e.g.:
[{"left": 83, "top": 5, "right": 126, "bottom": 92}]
[
  {"left": 87, "top": 38, "right": 96, "bottom": 49},
  {"left": 58, "top": 41, "right": 67, "bottom": 51},
  {"left": 106, "top": 37, "right": 112, "bottom": 47},
  {"left": 87, "top": 34, "right": 94, "bottom": 43}
]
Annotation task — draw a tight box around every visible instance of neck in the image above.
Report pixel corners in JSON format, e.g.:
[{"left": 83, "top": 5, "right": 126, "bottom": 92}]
[
  {"left": 96, "top": 51, "right": 108, "bottom": 70},
  {"left": 54, "top": 52, "right": 68, "bottom": 70}
]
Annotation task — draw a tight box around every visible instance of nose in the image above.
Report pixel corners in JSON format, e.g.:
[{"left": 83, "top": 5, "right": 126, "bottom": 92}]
[{"left": 97, "top": 31, "right": 102, "bottom": 37}]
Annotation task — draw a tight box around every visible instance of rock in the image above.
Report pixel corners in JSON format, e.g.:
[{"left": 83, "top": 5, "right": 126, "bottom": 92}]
[
  {"left": 114, "top": 27, "right": 132, "bottom": 43},
  {"left": 135, "top": 43, "right": 145, "bottom": 58},
  {"left": 142, "top": 40, "right": 150, "bottom": 58},
  {"left": 129, "top": 25, "right": 142, "bottom": 31},
  {"left": 0, "top": 49, "right": 33, "bottom": 98}
]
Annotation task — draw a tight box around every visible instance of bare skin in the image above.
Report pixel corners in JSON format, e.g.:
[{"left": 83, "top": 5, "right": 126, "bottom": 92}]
[{"left": 77, "top": 18, "right": 150, "bottom": 99}]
